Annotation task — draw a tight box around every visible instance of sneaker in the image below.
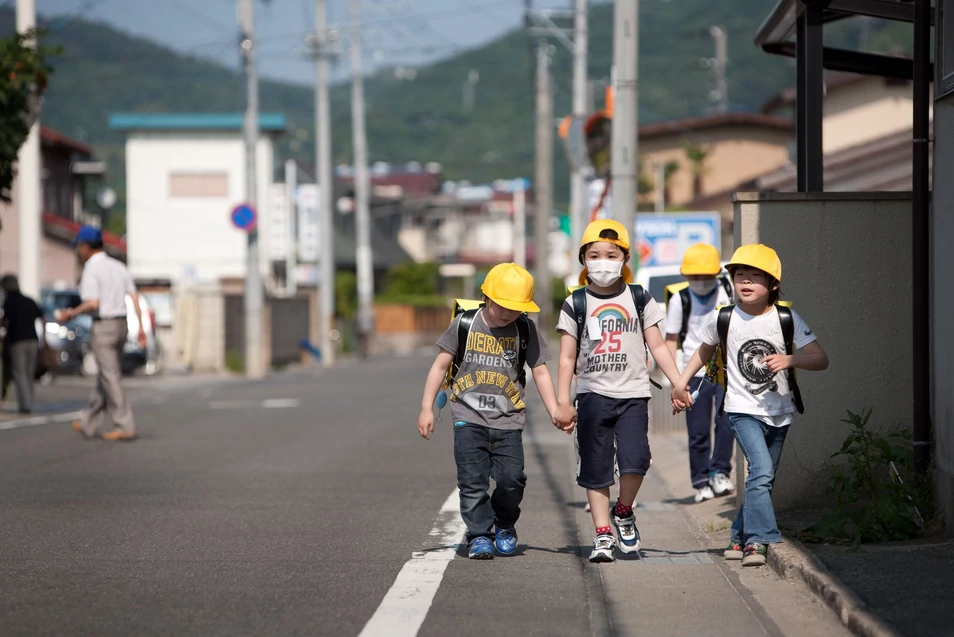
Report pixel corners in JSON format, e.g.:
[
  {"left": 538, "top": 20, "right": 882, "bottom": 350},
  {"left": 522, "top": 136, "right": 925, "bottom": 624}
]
[
  {"left": 494, "top": 527, "right": 518, "bottom": 555},
  {"left": 589, "top": 534, "right": 617, "bottom": 563},
  {"left": 694, "top": 485, "right": 715, "bottom": 503},
  {"left": 724, "top": 540, "right": 743, "bottom": 560},
  {"left": 468, "top": 537, "right": 495, "bottom": 560},
  {"left": 742, "top": 543, "right": 767, "bottom": 567},
  {"left": 710, "top": 472, "right": 735, "bottom": 496},
  {"left": 611, "top": 509, "right": 641, "bottom": 554}
]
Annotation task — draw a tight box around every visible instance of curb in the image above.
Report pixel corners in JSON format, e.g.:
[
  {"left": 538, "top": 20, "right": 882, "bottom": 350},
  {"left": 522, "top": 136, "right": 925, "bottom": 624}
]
[{"left": 769, "top": 535, "right": 905, "bottom": 637}]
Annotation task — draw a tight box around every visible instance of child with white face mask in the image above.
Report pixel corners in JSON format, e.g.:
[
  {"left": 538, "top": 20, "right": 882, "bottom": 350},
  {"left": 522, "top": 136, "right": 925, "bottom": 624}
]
[
  {"left": 665, "top": 243, "right": 735, "bottom": 504},
  {"left": 553, "top": 219, "right": 687, "bottom": 563}
]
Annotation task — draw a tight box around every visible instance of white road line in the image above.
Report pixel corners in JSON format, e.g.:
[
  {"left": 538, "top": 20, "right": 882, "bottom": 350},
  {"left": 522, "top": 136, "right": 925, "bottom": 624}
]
[
  {"left": 262, "top": 398, "right": 300, "bottom": 409},
  {"left": 0, "top": 410, "right": 84, "bottom": 431},
  {"left": 358, "top": 488, "right": 466, "bottom": 637},
  {"left": 209, "top": 399, "right": 301, "bottom": 410}
]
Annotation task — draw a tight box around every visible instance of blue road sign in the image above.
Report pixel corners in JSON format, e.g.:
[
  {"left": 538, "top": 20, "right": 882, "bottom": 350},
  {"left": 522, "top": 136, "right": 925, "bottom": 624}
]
[
  {"left": 230, "top": 203, "right": 257, "bottom": 232},
  {"left": 634, "top": 212, "right": 722, "bottom": 267}
]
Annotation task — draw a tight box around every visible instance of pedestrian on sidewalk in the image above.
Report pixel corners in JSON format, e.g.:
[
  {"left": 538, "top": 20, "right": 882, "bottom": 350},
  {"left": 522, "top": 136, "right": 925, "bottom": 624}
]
[
  {"left": 1, "top": 274, "right": 45, "bottom": 414},
  {"left": 417, "top": 263, "right": 566, "bottom": 559},
  {"left": 553, "top": 220, "right": 688, "bottom": 563},
  {"left": 664, "top": 244, "right": 736, "bottom": 503},
  {"left": 57, "top": 226, "right": 146, "bottom": 442},
  {"left": 672, "top": 244, "right": 829, "bottom": 567}
]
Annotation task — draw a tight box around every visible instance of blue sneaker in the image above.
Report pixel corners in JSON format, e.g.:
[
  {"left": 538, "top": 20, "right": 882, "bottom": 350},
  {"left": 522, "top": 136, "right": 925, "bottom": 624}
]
[
  {"left": 468, "top": 536, "right": 495, "bottom": 559},
  {"left": 494, "top": 527, "right": 518, "bottom": 555}
]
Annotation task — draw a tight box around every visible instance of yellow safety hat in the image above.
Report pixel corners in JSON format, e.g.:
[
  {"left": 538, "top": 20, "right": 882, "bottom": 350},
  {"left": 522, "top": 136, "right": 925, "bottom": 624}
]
[
  {"left": 681, "top": 243, "right": 722, "bottom": 276},
  {"left": 481, "top": 263, "right": 541, "bottom": 313},
  {"left": 579, "top": 219, "right": 630, "bottom": 254},
  {"left": 726, "top": 244, "right": 782, "bottom": 282}
]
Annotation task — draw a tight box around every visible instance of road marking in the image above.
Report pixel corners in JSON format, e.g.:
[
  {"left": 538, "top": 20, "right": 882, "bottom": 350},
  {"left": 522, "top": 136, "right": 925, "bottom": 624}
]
[
  {"left": 0, "top": 410, "right": 84, "bottom": 431},
  {"left": 358, "top": 488, "right": 465, "bottom": 637},
  {"left": 209, "top": 399, "right": 301, "bottom": 410},
  {"left": 262, "top": 398, "right": 300, "bottom": 409}
]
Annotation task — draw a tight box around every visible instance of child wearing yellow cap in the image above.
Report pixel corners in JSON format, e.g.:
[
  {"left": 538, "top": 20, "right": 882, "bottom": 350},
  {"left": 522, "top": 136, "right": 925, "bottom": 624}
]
[
  {"left": 553, "top": 219, "right": 687, "bottom": 563},
  {"left": 417, "top": 263, "right": 565, "bottom": 559},
  {"left": 672, "top": 244, "right": 829, "bottom": 567}
]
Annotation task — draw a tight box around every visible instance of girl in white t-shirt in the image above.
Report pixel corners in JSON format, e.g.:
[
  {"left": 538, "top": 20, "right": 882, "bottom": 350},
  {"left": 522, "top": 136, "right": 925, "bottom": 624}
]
[{"left": 670, "top": 244, "right": 829, "bottom": 567}]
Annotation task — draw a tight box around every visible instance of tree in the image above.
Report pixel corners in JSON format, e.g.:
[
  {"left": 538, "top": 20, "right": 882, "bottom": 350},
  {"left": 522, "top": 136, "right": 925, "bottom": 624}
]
[
  {"left": 681, "top": 140, "right": 710, "bottom": 199},
  {"left": 0, "top": 30, "right": 58, "bottom": 203}
]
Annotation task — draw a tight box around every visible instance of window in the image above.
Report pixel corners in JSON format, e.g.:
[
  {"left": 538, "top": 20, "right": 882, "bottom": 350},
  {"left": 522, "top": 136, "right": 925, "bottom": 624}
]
[
  {"left": 169, "top": 172, "right": 228, "bottom": 198},
  {"left": 938, "top": 0, "right": 954, "bottom": 98}
]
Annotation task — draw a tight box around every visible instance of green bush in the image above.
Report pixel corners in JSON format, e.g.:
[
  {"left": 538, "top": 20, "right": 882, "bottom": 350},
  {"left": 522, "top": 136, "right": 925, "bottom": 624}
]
[{"left": 225, "top": 349, "right": 244, "bottom": 374}]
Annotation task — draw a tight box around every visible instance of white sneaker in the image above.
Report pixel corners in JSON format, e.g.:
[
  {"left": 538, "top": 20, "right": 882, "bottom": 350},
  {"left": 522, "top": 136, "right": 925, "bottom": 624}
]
[
  {"left": 694, "top": 485, "right": 715, "bottom": 503},
  {"left": 710, "top": 473, "right": 735, "bottom": 496},
  {"left": 589, "top": 534, "right": 617, "bottom": 563}
]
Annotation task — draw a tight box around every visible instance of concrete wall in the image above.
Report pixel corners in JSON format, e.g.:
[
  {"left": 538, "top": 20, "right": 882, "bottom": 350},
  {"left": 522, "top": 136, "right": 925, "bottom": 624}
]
[
  {"left": 733, "top": 192, "right": 914, "bottom": 510},
  {"left": 125, "top": 132, "right": 275, "bottom": 285},
  {"left": 931, "top": 95, "right": 954, "bottom": 532}
]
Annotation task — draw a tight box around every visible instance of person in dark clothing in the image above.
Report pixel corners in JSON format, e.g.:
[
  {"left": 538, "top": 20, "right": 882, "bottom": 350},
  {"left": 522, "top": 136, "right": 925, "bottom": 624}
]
[{"left": 1, "top": 274, "right": 44, "bottom": 413}]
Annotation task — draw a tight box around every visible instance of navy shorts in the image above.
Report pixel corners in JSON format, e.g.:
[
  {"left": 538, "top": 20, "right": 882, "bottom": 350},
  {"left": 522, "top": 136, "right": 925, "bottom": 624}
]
[{"left": 576, "top": 393, "right": 651, "bottom": 489}]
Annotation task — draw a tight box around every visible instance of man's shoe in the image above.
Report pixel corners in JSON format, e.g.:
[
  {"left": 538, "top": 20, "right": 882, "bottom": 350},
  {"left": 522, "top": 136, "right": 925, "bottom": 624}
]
[
  {"left": 611, "top": 509, "right": 641, "bottom": 554},
  {"left": 102, "top": 430, "right": 136, "bottom": 442},
  {"left": 494, "top": 527, "right": 518, "bottom": 555},
  {"left": 724, "top": 540, "right": 743, "bottom": 560},
  {"left": 468, "top": 537, "right": 495, "bottom": 559},
  {"left": 588, "top": 534, "right": 617, "bottom": 563},
  {"left": 742, "top": 543, "right": 767, "bottom": 567},
  {"left": 72, "top": 421, "right": 94, "bottom": 440},
  {"left": 710, "top": 473, "right": 736, "bottom": 496},
  {"left": 694, "top": 485, "right": 715, "bottom": 503}
]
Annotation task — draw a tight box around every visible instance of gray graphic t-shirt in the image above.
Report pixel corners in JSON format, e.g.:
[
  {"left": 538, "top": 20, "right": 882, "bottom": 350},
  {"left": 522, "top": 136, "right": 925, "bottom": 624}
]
[{"left": 437, "top": 309, "right": 551, "bottom": 431}]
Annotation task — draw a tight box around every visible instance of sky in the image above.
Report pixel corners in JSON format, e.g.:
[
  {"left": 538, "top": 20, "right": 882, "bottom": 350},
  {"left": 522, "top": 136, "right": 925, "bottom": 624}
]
[{"left": 33, "top": 0, "right": 575, "bottom": 85}]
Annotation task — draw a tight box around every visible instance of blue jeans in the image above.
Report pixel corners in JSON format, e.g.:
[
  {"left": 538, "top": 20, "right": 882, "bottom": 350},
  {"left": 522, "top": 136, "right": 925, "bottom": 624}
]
[
  {"left": 686, "top": 378, "right": 733, "bottom": 489},
  {"left": 453, "top": 423, "right": 527, "bottom": 542},
  {"left": 728, "top": 413, "right": 790, "bottom": 545}
]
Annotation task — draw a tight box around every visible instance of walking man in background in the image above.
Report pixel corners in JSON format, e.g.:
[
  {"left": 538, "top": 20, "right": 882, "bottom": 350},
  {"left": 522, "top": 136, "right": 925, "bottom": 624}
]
[
  {"left": 2, "top": 274, "right": 44, "bottom": 413},
  {"left": 57, "top": 226, "right": 146, "bottom": 441}
]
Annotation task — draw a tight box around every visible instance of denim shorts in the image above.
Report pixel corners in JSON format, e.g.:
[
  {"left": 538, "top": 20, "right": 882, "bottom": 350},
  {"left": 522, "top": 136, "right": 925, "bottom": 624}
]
[{"left": 575, "top": 393, "right": 651, "bottom": 489}]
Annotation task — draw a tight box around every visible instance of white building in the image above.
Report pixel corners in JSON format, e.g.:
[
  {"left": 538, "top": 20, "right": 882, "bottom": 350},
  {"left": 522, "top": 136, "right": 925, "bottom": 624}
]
[{"left": 109, "top": 113, "right": 286, "bottom": 285}]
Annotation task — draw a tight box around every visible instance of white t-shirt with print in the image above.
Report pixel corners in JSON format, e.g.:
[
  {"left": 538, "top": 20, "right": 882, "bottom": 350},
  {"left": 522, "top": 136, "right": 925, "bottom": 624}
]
[
  {"left": 698, "top": 305, "right": 817, "bottom": 426},
  {"left": 556, "top": 285, "right": 666, "bottom": 399},
  {"left": 666, "top": 284, "right": 732, "bottom": 376}
]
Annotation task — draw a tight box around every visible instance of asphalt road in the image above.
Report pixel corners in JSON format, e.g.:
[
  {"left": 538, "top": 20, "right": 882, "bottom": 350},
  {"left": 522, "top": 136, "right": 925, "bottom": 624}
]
[{"left": 0, "top": 355, "right": 852, "bottom": 636}]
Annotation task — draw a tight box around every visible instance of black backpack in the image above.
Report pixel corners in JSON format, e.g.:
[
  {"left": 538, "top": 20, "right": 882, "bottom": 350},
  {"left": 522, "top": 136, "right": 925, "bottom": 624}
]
[{"left": 449, "top": 307, "right": 531, "bottom": 388}]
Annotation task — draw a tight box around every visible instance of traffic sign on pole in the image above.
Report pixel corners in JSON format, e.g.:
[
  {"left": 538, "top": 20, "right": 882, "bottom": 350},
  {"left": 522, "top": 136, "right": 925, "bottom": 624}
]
[{"left": 230, "top": 203, "right": 257, "bottom": 232}]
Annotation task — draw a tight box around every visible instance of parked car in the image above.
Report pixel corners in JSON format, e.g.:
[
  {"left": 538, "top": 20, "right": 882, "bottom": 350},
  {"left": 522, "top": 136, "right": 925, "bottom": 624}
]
[{"left": 40, "top": 288, "right": 161, "bottom": 376}]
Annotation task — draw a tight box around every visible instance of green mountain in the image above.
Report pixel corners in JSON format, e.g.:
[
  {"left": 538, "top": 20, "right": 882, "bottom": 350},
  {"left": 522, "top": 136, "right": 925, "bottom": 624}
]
[{"left": 0, "top": 2, "right": 908, "bottom": 233}]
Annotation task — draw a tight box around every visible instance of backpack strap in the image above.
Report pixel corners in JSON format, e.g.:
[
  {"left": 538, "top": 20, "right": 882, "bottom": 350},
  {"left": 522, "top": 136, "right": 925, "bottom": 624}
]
[
  {"left": 678, "top": 287, "right": 691, "bottom": 349},
  {"left": 515, "top": 315, "right": 530, "bottom": 387},
  {"left": 719, "top": 275, "right": 733, "bottom": 300},
  {"left": 628, "top": 284, "right": 663, "bottom": 390},
  {"left": 451, "top": 308, "right": 479, "bottom": 383},
  {"left": 776, "top": 305, "right": 805, "bottom": 414},
  {"left": 571, "top": 287, "right": 588, "bottom": 374},
  {"left": 716, "top": 305, "right": 734, "bottom": 415}
]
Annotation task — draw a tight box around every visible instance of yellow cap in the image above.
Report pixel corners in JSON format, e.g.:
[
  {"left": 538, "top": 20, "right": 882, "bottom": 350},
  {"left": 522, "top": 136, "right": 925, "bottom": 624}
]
[
  {"left": 726, "top": 244, "right": 782, "bottom": 282},
  {"left": 681, "top": 243, "right": 722, "bottom": 276},
  {"left": 481, "top": 263, "right": 541, "bottom": 313},
  {"left": 580, "top": 219, "right": 630, "bottom": 253}
]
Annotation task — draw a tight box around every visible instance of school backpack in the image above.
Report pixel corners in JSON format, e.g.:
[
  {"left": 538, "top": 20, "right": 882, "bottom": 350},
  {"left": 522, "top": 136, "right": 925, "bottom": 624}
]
[
  {"left": 664, "top": 275, "right": 733, "bottom": 350},
  {"left": 708, "top": 302, "right": 804, "bottom": 415},
  {"left": 567, "top": 284, "right": 662, "bottom": 388},
  {"left": 443, "top": 299, "right": 531, "bottom": 390}
]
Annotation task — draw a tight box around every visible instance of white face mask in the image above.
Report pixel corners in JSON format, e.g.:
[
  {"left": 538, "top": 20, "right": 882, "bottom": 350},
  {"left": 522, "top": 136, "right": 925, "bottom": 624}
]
[
  {"left": 585, "top": 260, "right": 624, "bottom": 287},
  {"left": 689, "top": 279, "right": 718, "bottom": 296}
]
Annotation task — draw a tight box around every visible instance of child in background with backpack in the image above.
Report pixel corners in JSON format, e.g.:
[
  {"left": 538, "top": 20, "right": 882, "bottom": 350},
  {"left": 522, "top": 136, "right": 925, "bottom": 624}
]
[
  {"left": 418, "top": 263, "right": 567, "bottom": 559},
  {"left": 671, "top": 244, "right": 829, "bottom": 567},
  {"left": 553, "top": 219, "right": 688, "bottom": 563},
  {"left": 665, "top": 243, "right": 735, "bottom": 504}
]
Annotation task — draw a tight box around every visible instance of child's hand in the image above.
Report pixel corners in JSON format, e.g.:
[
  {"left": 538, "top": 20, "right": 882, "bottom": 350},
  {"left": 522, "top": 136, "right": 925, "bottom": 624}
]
[
  {"left": 671, "top": 386, "right": 692, "bottom": 413},
  {"left": 417, "top": 408, "right": 435, "bottom": 440},
  {"left": 553, "top": 402, "right": 577, "bottom": 433},
  {"left": 761, "top": 354, "right": 794, "bottom": 374}
]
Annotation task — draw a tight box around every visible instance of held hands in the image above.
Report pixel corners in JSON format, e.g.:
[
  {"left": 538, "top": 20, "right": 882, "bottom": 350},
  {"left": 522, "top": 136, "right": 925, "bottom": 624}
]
[
  {"left": 671, "top": 385, "right": 693, "bottom": 414},
  {"left": 553, "top": 402, "right": 577, "bottom": 435},
  {"left": 760, "top": 354, "right": 794, "bottom": 374},
  {"left": 138, "top": 328, "right": 148, "bottom": 349},
  {"left": 55, "top": 308, "right": 72, "bottom": 322},
  {"left": 417, "top": 408, "right": 435, "bottom": 440}
]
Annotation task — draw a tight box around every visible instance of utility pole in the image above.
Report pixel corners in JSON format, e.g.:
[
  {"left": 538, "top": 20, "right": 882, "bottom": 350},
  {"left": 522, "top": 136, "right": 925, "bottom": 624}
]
[
  {"left": 611, "top": 0, "right": 638, "bottom": 237},
  {"left": 654, "top": 163, "right": 665, "bottom": 212},
  {"left": 705, "top": 25, "right": 728, "bottom": 114},
  {"left": 349, "top": 0, "right": 375, "bottom": 351},
  {"left": 310, "top": 0, "right": 337, "bottom": 366},
  {"left": 570, "top": 0, "right": 588, "bottom": 281},
  {"left": 513, "top": 179, "right": 527, "bottom": 268},
  {"left": 533, "top": 42, "right": 554, "bottom": 328},
  {"left": 16, "top": 0, "right": 41, "bottom": 299},
  {"left": 239, "top": 0, "right": 264, "bottom": 379},
  {"left": 284, "top": 159, "right": 297, "bottom": 297}
]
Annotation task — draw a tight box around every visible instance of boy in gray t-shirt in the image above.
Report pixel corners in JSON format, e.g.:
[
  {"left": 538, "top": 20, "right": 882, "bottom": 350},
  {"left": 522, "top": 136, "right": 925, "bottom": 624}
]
[{"left": 418, "top": 263, "right": 566, "bottom": 559}]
